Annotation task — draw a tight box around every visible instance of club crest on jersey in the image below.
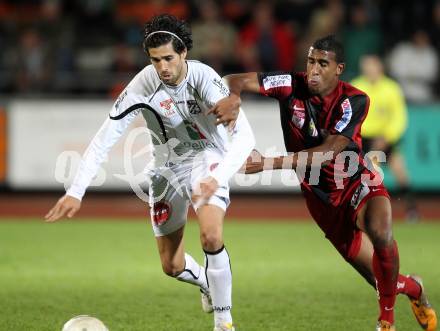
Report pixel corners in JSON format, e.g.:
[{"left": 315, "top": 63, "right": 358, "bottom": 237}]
[
  {"left": 160, "top": 98, "right": 177, "bottom": 117},
  {"left": 291, "top": 101, "right": 305, "bottom": 129},
  {"left": 152, "top": 201, "right": 171, "bottom": 226},
  {"left": 187, "top": 99, "right": 202, "bottom": 115},
  {"left": 160, "top": 98, "right": 174, "bottom": 110}
]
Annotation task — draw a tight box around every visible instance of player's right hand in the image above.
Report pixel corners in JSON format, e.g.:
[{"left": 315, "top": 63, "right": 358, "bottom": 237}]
[
  {"left": 207, "top": 94, "right": 241, "bottom": 129},
  {"left": 44, "top": 195, "right": 81, "bottom": 223},
  {"left": 240, "top": 149, "right": 265, "bottom": 174}
]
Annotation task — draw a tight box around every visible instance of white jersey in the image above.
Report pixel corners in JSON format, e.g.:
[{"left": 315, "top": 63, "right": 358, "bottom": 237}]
[{"left": 67, "top": 60, "right": 255, "bottom": 200}]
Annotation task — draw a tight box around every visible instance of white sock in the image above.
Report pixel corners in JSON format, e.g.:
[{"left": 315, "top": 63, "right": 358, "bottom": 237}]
[
  {"left": 205, "top": 246, "right": 232, "bottom": 324},
  {"left": 176, "top": 253, "right": 209, "bottom": 293}
]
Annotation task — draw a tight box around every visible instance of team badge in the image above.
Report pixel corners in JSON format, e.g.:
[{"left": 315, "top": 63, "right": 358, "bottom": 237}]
[
  {"left": 152, "top": 201, "right": 171, "bottom": 226},
  {"left": 160, "top": 98, "right": 173, "bottom": 110},
  {"left": 291, "top": 101, "right": 305, "bottom": 129}
]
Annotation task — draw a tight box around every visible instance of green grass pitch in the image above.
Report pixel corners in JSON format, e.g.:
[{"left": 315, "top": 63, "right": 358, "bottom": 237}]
[{"left": 1, "top": 219, "right": 439, "bottom": 331}]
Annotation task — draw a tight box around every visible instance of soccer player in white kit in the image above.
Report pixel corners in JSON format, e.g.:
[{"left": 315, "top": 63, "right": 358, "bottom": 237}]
[{"left": 45, "top": 14, "right": 255, "bottom": 331}]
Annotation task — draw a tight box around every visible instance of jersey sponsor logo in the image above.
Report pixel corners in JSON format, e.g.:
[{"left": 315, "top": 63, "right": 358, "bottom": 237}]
[
  {"left": 187, "top": 99, "right": 202, "bottom": 114},
  {"left": 335, "top": 98, "right": 353, "bottom": 132},
  {"left": 213, "top": 77, "right": 229, "bottom": 97},
  {"left": 262, "top": 74, "right": 291, "bottom": 90},
  {"left": 350, "top": 182, "right": 370, "bottom": 209},
  {"left": 183, "top": 140, "right": 217, "bottom": 150},
  {"left": 152, "top": 201, "right": 171, "bottom": 226}
]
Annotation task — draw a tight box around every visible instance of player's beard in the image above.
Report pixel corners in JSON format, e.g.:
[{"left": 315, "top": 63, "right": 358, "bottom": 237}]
[{"left": 163, "top": 61, "right": 185, "bottom": 86}]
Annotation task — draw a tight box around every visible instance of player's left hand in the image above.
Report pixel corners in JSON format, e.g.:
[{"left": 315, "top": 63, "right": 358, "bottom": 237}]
[
  {"left": 240, "top": 149, "right": 266, "bottom": 174},
  {"left": 192, "top": 176, "right": 219, "bottom": 208},
  {"left": 207, "top": 94, "right": 241, "bottom": 130}
]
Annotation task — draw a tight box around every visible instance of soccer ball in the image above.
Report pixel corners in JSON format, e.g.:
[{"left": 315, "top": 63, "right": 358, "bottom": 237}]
[{"left": 62, "top": 315, "right": 109, "bottom": 331}]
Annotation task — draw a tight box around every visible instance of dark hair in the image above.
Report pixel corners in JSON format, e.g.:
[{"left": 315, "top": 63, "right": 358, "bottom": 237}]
[
  {"left": 143, "top": 14, "right": 193, "bottom": 55},
  {"left": 312, "top": 35, "right": 345, "bottom": 63}
]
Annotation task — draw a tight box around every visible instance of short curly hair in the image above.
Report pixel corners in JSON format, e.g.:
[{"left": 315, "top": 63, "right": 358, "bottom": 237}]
[
  {"left": 143, "top": 14, "right": 193, "bottom": 55},
  {"left": 312, "top": 35, "right": 345, "bottom": 63}
]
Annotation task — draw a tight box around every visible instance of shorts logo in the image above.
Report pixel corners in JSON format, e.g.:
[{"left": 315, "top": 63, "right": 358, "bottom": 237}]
[
  {"left": 350, "top": 182, "right": 370, "bottom": 209},
  {"left": 262, "top": 74, "right": 291, "bottom": 90},
  {"left": 152, "top": 201, "right": 171, "bottom": 226},
  {"left": 187, "top": 100, "right": 202, "bottom": 115}
]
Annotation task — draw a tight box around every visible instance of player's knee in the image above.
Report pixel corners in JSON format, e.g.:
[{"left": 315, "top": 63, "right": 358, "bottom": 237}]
[
  {"left": 161, "top": 262, "right": 182, "bottom": 278},
  {"left": 200, "top": 230, "right": 223, "bottom": 252}
]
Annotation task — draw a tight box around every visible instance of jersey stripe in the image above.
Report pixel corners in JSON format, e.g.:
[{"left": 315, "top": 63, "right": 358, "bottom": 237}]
[{"left": 109, "top": 103, "right": 168, "bottom": 141}]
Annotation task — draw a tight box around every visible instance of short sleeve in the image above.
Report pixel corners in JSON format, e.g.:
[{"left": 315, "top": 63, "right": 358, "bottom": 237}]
[
  {"left": 329, "top": 94, "right": 369, "bottom": 140},
  {"left": 257, "top": 71, "right": 293, "bottom": 100},
  {"left": 197, "top": 65, "right": 230, "bottom": 108}
]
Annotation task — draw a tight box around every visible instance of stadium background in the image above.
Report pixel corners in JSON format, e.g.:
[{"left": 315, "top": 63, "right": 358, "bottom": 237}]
[{"left": 0, "top": 1, "right": 440, "bottom": 330}]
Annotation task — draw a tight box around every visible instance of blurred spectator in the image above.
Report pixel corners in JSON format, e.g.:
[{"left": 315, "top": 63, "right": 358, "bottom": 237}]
[
  {"left": 351, "top": 54, "right": 418, "bottom": 221},
  {"left": 388, "top": 29, "right": 439, "bottom": 103},
  {"left": 297, "top": 0, "right": 343, "bottom": 71},
  {"left": 221, "top": 0, "right": 250, "bottom": 26},
  {"left": 115, "top": 0, "right": 189, "bottom": 25},
  {"left": 430, "top": 1, "right": 440, "bottom": 97},
  {"left": 236, "top": 0, "right": 296, "bottom": 72},
  {"left": 191, "top": 0, "right": 239, "bottom": 73},
  {"left": 14, "top": 28, "right": 51, "bottom": 93},
  {"left": 108, "top": 43, "right": 139, "bottom": 99},
  {"left": 342, "top": 1, "right": 382, "bottom": 81}
]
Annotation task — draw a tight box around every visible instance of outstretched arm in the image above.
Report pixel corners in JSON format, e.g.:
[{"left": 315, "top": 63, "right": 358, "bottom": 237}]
[
  {"left": 45, "top": 106, "right": 139, "bottom": 222},
  {"left": 241, "top": 135, "right": 350, "bottom": 174}
]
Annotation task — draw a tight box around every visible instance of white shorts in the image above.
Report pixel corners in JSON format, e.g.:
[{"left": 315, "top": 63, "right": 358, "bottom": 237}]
[{"left": 148, "top": 158, "right": 230, "bottom": 237}]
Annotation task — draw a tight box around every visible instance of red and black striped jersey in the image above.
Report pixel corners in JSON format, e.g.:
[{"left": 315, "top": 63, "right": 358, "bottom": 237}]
[{"left": 258, "top": 71, "right": 373, "bottom": 205}]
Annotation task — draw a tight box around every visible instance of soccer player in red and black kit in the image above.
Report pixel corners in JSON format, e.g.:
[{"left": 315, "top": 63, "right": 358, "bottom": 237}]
[{"left": 210, "top": 35, "right": 437, "bottom": 331}]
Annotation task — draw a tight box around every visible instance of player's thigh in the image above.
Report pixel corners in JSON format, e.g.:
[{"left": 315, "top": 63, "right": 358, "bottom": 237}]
[{"left": 149, "top": 171, "right": 190, "bottom": 237}]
